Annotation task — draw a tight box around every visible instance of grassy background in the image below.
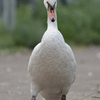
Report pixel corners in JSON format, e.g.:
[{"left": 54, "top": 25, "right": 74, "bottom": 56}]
[{"left": 0, "top": 0, "right": 100, "bottom": 50}]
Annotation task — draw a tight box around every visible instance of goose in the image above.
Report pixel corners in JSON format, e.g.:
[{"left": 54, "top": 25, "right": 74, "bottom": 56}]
[{"left": 28, "top": 0, "right": 76, "bottom": 100}]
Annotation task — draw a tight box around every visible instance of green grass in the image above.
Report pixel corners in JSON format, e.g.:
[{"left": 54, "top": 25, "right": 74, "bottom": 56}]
[
  {"left": 57, "top": 0, "right": 100, "bottom": 45},
  {"left": 83, "top": 84, "right": 100, "bottom": 100},
  {"left": 0, "top": 0, "right": 100, "bottom": 50},
  {"left": 84, "top": 91, "right": 100, "bottom": 100}
]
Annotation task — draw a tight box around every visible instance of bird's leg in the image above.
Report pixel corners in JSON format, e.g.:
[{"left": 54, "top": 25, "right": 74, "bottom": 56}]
[
  {"left": 31, "top": 96, "right": 36, "bottom": 100},
  {"left": 61, "top": 95, "right": 66, "bottom": 100}
]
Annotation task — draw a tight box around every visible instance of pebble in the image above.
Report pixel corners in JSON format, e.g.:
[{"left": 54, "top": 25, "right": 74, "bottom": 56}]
[
  {"left": 96, "top": 52, "right": 100, "bottom": 58},
  {"left": 6, "top": 67, "right": 12, "bottom": 72},
  {"left": 88, "top": 72, "right": 93, "bottom": 77}
]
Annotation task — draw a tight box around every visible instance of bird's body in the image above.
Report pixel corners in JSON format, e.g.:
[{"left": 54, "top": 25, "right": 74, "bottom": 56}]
[{"left": 28, "top": 0, "right": 76, "bottom": 100}]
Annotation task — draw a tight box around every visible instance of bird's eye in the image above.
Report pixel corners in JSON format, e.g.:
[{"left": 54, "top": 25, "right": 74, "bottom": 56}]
[
  {"left": 47, "top": 1, "right": 49, "bottom": 5},
  {"left": 53, "top": 2, "right": 56, "bottom": 8},
  {"left": 55, "top": 2, "right": 57, "bottom": 5}
]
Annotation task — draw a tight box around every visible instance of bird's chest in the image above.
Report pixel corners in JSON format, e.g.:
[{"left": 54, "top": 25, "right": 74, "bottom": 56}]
[
  {"left": 40, "top": 40, "right": 65, "bottom": 69},
  {"left": 35, "top": 42, "right": 69, "bottom": 83},
  {"left": 32, "top": 36, "right": 73, "bottom": 86}
]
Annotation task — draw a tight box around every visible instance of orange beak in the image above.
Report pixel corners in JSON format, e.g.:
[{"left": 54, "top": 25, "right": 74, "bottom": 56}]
[{"left": 48, "top": 7, "right": 56, "bottom": 22}]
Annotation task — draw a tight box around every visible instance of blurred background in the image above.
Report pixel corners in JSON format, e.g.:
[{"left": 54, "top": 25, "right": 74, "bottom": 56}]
[
  {"left": 0, "top": 0, "right": 100, "bottom": 53},
  {"left": 0, "top": 0, "right": 100, "bottom": 100}
]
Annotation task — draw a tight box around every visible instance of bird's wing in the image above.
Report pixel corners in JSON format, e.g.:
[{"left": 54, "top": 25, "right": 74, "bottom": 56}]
[
  {"left": 65, "top": 43, "right": 77, "bottom": 83},
  {"left": 27, "top": 43, "right": 41, "bottom": 77}
]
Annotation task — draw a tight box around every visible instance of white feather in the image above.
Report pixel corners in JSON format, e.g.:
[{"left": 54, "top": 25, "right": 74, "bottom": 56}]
[{"left": 28, "top": 0, "right": 76, "bottom": 100}]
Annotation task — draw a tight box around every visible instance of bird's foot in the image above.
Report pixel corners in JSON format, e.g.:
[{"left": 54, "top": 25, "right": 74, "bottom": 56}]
[
  {"left": 31, "top": 96, "right": 36, "bottom": 100},
  {"left": 61, "top": 95, "right": 66, "bottom": 100}
]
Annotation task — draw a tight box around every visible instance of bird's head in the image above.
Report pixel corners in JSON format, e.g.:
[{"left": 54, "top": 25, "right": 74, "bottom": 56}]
[{"left": 44, "top": 0, "right": 57, "bottom": 22}]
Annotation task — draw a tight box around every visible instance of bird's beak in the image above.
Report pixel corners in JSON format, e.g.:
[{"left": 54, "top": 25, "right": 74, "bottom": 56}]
[{"left": 48, "top": 4, "right": 56, "bottom": 22}]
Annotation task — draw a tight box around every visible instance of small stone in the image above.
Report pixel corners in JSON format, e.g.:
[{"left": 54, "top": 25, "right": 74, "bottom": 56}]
[
  {"left": 96, "top": 52, "right": 100, "bottom": 58},
  {"left": 7, "top": 67, "right": 12, "bottom": 72},
  {"left": 88, "top": 72, "right": 93, "bottom": 76}
]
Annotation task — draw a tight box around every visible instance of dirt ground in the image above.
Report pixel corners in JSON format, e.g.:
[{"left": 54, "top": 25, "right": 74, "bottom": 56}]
[{"left": 0, "top": 46, "right": 100, "bottom": 100}]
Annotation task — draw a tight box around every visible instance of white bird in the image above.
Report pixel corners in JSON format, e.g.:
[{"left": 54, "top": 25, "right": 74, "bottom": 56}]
[{"left": 28, "top": 0, "right": 77, "bottom": 100}]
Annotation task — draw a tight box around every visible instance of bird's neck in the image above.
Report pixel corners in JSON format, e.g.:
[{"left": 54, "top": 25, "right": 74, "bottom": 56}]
[{"left": 47, "top": 11, "right": 58, "bottom": 29}]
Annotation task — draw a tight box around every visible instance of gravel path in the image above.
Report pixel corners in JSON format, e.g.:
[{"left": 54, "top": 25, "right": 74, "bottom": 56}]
[{"left": 0, "top": 46, "right": 100, "bottom": 100}]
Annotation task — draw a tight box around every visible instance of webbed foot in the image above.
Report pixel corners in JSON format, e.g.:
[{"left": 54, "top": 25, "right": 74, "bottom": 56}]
[
  {"left": 31, "top": 96, "right": 36, "bottom": 100},
  {"left": 61, "top": 95, "right": 66, "bottom": 100}
]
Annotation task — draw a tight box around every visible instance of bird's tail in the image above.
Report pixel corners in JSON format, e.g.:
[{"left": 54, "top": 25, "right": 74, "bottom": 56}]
[{"left": 42, "top": 96, "right": 61, "bottom": 100}]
